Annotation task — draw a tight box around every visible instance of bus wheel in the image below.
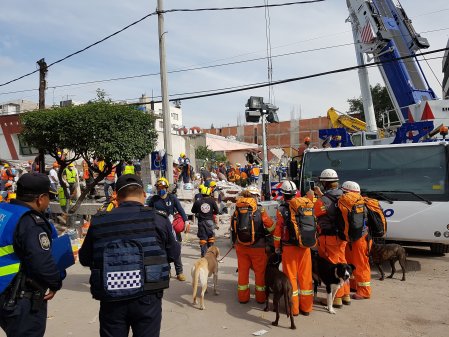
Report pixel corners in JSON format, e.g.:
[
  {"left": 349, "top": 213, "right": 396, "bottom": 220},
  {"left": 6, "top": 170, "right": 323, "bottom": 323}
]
[{"left": 430, "top": 243, "right": 449, "bottom": 255}]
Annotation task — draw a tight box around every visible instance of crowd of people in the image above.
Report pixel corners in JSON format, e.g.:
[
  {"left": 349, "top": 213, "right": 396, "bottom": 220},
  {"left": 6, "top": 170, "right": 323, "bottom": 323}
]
[{"left": 1, "top": 148, "right": 374, "bottom": 337}]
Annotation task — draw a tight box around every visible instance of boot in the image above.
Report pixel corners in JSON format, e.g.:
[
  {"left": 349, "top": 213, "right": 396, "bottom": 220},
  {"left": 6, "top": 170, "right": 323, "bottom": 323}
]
[
  {"left": 176, "top": 274, "right": 186, "bottom": 281},
  {"left": 342, "top": 295, "right": 351, "bottom": 305}
]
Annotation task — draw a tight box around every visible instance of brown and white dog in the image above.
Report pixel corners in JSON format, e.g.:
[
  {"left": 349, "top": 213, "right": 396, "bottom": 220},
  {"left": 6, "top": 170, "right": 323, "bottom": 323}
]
[
  {"left": 191, "top": 246, "right": 220, "bottom": 310},
  {"left": 370, "top": 242, "right": 406, "bottom": 281}
]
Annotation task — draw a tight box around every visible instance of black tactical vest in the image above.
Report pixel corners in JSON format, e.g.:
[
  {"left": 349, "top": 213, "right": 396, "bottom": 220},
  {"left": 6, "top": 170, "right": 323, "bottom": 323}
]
[{"left": 89, "top": 207, "right": 170, "bottom": 301}]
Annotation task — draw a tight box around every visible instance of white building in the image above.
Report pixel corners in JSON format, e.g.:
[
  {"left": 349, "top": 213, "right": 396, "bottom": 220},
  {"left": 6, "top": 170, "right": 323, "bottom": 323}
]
[{"left": 0, "top": 99, "right": 38, "bottom": 115}]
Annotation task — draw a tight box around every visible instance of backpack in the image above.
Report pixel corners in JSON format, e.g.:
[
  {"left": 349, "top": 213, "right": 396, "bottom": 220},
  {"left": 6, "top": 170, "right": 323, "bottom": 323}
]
[
  {"left": 364, "top": 197, "right": 387, "bottom": 238},
  {"left": 337, "top": 192, "right": 366, "bottom": 242},
  {"left": 288, "top": 197, "right": 317, "bottom": 248},
  {"left": 232, "top": 197, "right": 259, "bottom": 245}
]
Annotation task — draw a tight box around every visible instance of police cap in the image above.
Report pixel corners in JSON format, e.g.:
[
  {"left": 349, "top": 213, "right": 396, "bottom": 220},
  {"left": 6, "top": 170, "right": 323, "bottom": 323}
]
[
  {"left": 115, "top": 174, "right": 143, "bottom": 192},
  {"left": 17, "top": 172, "right": 56, "bottom": 196}
]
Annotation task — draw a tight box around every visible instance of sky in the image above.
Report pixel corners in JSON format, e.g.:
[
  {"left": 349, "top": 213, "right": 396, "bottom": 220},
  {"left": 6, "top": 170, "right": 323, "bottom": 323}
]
[{"left": 1, "top": 0, "right": 448, "bottom": 128}]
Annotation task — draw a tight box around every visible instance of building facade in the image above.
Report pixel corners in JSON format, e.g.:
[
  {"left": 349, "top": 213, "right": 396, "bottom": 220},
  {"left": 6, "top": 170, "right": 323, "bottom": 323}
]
[{"left": 202, "top": 116, "right": 330, "bottom": 156}]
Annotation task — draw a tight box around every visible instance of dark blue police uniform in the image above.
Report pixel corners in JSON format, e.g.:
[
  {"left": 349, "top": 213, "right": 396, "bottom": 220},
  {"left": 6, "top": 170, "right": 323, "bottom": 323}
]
[
  {"left": 79, "top": 200, "right": 180, "bottom": 337},
  {"left": 0, "top": 200, "right": 62, "bottom": 337}
]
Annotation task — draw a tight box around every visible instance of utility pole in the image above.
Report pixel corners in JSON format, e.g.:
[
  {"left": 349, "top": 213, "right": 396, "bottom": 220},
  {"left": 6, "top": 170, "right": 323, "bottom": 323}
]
[
  {"left": 37, "top": 58, "right": 47, "bottom": 174},
  {"left": 157, "top": 0, "right": 173, "bottom": 182},
  {"left": 261, "top": 115, "right": 270, "bottom": 200}
]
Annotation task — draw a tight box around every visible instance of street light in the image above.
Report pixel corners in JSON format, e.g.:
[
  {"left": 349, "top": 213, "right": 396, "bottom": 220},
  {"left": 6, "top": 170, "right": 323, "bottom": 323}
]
[{"left": 245, "top": 96, "right": 279, "bottom": 200}]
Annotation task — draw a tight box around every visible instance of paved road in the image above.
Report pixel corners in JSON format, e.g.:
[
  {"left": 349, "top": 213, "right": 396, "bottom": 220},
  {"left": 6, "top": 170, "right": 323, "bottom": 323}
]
[{"left": 2, "top": 225, "right": 448, "bottom": 337}]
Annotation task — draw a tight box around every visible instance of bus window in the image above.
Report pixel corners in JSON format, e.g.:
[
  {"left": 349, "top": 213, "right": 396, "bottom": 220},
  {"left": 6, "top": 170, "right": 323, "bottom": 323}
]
[{"left": 301, "top": 145, "right": 448, "bottom": 201}]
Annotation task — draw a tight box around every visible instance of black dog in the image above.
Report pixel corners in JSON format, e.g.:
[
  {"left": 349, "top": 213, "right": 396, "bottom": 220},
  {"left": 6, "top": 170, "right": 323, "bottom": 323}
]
[
  {"left": 370, "top": 242, "right": 406, "bottom": 281},
  {"left": 264, "top": 253, "right": 296, "bottom": 330},
  {"left": 311, "top": 253, "right": 355, "bottom": 314}
]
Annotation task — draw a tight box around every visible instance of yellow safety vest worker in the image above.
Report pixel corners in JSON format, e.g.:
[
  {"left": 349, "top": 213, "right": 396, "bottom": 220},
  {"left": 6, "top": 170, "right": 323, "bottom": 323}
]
[
  {"left": 64, "top": 168, "right": 77, "bottom": 183},
  {"left": 123, "top": 165, "right": 135, "bottom": 175}
]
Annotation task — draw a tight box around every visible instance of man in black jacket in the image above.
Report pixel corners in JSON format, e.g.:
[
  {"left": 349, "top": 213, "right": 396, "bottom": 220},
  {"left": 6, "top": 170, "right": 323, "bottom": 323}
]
[
  {"left": 79, "top": 174, "right": 180, "bottom": 337},
  {"left": 191, "top": 186, "right": 219, "bottom": 257}
]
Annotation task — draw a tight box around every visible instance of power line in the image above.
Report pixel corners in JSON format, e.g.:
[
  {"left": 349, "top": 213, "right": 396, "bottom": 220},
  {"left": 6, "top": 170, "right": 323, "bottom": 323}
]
[
  {"left": 0, "top": 1, "right": 325, "bottom": 89},
  {"left": 162, "top": 1, "right": 325, "bottom": 13},
  {"left": 118, "top": 54, "right": 444, "bottom": 104},
  {"left": 0, "top": 11, "right": 159, "bottom": 88},
  {"left": 1, "top": 25, "right": 448, "bottom": 97},
  {"left": 0, "top": 42, "right": 354, "bottom": 96},
  {"left": 133, "top": 47, "right": 448, "bottom": 104}
]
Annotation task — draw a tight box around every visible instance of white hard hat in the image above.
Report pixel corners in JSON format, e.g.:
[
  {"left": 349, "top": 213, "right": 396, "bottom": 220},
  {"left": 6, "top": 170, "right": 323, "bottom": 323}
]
[
  {"left": 200, "top": 167, "right": 205, "bottom": 171},
  {"left": 280, "top": 180, "right": 297, "bottom": 196},
  {"left": 184, "top": 183, "right": 193, "bottom": 190},
  {"left": 341, "top": 181, "right": 360, "bottom": 193},
  {"left": 246, "top": 185, "right": 261, "bottom": 196},
  {"left": 319, "top": 169, "right": 339, "bottom": 182}
]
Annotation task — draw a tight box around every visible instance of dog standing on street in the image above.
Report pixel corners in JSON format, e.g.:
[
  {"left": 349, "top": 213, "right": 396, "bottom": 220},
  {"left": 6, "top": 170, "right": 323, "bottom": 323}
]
[
  {"left": 191, "top": 246, "right": 220, "bottom": 310},
  {"left": 311, "top": 254, "right": 355, "bottom": 314},
  {"left": 264, "top": 253, "right": 296, "bottom": 330},
  {"left": 370, "top": 241, "right": 406, "bottom": 281}
]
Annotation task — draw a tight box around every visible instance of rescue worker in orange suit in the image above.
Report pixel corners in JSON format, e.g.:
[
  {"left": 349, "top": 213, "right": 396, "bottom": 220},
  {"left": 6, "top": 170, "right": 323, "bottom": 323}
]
[
  {"left": 313, "top": 169, "right": 350, "bottom": 307},
  {"left": 233, "top": 185, "right": 275, "bottom": 304},
  {"left": 273, "top": 180, "right": 314, "bottom": 316},
  {"left": 341, "top": 181, "right": 372, "bottom": 300},
  {"left": 1, "top": 163, "right": 15, "bottom": 190}
]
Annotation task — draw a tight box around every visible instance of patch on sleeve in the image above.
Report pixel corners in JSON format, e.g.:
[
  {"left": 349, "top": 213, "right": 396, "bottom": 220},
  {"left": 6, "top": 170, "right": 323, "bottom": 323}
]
[{"left": 39, "top": 232, "right": 51, "bottom": 250}]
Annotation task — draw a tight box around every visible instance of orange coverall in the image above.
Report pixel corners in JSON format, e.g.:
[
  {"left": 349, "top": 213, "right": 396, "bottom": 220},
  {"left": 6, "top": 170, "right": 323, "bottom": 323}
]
[
  {"left": 314, "top": 197, "right": 349, "bottom": 302},
  {"left": 345, "top": 233, "right": 372, "bottom": 298},
  {"left": 236, "top": 206, "right": 275, "bottom": 304},
  {"left": 273, "top": 201, "right": 313, "bottom": 315}
]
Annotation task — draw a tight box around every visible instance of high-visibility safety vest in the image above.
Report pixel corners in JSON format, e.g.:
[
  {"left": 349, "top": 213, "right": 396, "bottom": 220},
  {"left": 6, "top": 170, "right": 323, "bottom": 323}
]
[
  {"left": 1, "top": 169, "right": 13, "bottom": 181},
  {"left": 250, "top": 167, "right": 260, "bottom": 177},
  {"left": 64, "top": 168, "right": 77, "bottom": 183},
  {"left": 0, "top": 203, "right": 33, "bottom": 293},
  {"left": 123, "top": 165, "right": 135, "bottom": 175},
  {"left": 89, "top": 206, "right": 170, "bottom": 301}
]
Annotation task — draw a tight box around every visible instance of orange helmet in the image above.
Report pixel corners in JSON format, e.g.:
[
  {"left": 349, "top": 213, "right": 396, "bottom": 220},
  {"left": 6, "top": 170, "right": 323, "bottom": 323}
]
[{"left": 53, "top": 162, "right": 59, "bottom": 168}]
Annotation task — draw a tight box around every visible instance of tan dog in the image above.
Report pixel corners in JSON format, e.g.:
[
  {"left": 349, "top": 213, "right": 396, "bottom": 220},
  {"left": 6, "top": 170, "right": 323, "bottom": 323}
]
[{"left": 191, "top": 246, "right": 220, "bottom": 310}]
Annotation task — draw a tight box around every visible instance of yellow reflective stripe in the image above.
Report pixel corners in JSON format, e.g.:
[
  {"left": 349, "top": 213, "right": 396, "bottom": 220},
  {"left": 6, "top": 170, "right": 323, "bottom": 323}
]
[
  {"left": 255, "top": 285, "right": 266, "bottom": 291},
  {"left": 300, "top": 289, "right": 314, "bottom": 296},
  {"left": 238, "top": 284, "right": 249, "bottom": 291},
  {"left": 266, "top": 224, "right": 276, "bottom": 233},
  {"left": 273, "top": 236, "right": 281, "bottom": 241},
  {"left": 0, "top": 245, "right": 14, "bottom": 257},
  {"left": 0, "top": 263, "right": 20, "bottom": 276},
  {"left": 358, "top": 282, "right": 371, "bottom": 287},
  {"left": 292, "top": 290, "right": 299, "bottom": 297}
]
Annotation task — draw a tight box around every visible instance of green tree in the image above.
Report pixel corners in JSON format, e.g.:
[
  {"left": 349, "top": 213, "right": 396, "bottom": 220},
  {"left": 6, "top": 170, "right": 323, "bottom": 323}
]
[
  {"left": 20, "top": 99, "right": 157, "bottom": 217},
  {"left": 195, "top": 146, "right": 227, "bottom": 165},
  {"left": 347, "top": 83, "right": 394, "bottom": 127}
]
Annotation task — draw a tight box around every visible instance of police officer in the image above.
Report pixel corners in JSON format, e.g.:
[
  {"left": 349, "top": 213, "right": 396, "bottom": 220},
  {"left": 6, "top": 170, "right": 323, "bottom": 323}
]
[
  {"left": 191, "top": 186, "right": 219, "bottom": 257},
  {"left": 79, "top": 174, "right": 180, "bottom": 337},
  {"left": 0, "top": 173, "right": 63, "bottom": 337}
]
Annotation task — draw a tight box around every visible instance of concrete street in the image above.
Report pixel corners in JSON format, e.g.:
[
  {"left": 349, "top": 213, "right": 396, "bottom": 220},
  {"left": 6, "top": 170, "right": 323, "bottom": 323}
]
[{"left": 2, "top": 225, "right": 448, "bottom": 337}]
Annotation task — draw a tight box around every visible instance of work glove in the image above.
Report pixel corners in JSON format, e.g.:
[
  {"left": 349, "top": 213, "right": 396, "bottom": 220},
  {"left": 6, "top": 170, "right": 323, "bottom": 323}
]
[{"left": 184, "top": 220, "right": 191, "bottom": 233}]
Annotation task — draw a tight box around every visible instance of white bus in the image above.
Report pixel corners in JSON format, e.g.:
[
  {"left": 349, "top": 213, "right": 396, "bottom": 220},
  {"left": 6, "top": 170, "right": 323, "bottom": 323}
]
[{"left": 300, "top": 142, "right": 449, "bottom": 254}]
